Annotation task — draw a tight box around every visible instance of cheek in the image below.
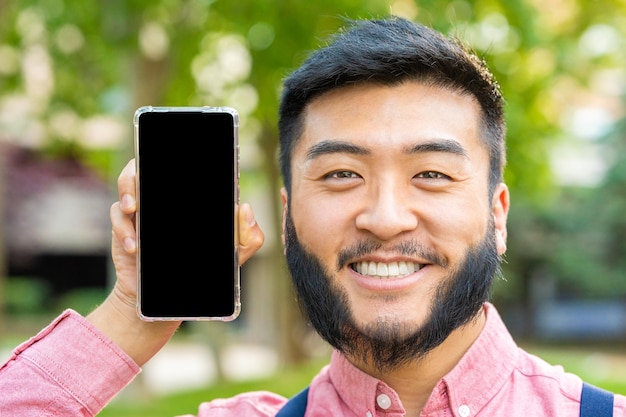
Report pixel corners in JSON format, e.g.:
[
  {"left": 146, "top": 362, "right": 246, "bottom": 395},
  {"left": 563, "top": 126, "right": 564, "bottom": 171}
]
[
  {"left": 291, "top": 197, "right": 354, "bottom": 252},
  {"left": 423, "top": 200, "right": 490, "bottom": 248}
]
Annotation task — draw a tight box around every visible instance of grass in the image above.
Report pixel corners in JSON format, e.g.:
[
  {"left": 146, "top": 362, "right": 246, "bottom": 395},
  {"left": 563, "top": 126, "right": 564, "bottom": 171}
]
[
  {"left": 96, "top": 344, "right": 626, "bottom": 417},
  {"left": 97, "top": 356, "right": 328, "bottom": 417},
  {"left": 522, "top": 343, "right": 626, "bottom": 395}
]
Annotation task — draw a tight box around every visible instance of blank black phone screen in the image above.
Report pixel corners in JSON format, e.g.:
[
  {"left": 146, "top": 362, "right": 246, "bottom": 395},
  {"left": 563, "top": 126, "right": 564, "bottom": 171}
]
[{"left": 135, "top": 108, "right": 239, "bottom": 320}]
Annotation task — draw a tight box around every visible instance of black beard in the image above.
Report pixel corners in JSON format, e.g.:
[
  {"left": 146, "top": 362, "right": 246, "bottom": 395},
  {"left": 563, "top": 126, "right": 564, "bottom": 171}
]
[{"left": 284, "top": 211, "right": 502, "bottom": 373}]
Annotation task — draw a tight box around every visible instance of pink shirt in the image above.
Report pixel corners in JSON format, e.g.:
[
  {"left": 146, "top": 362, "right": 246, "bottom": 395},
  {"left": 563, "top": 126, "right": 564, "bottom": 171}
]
[{"left": 1, "top": 303, "right": 625, "bottom": 416}]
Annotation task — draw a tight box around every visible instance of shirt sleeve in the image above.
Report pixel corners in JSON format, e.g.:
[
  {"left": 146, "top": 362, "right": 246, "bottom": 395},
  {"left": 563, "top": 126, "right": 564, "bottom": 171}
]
[{"left": 0, "top": 309, "right": 140, "bottom": 416}]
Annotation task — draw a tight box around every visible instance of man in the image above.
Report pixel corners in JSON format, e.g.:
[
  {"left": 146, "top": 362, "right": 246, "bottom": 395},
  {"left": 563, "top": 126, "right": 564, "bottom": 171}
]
[{"left": 1, "top": 15, "right": 624, "bottom": 417}]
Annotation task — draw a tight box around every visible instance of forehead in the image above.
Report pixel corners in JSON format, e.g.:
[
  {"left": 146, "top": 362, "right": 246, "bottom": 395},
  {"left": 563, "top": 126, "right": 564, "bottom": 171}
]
[{"left": 297, "top": 81, "right": 484, "bottom": 159}]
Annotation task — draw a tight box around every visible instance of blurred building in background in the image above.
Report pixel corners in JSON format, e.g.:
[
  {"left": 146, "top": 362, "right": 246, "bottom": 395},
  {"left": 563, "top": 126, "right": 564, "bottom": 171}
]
[{"left": 2, "top": 143, "right": 112, "bottom": 314}]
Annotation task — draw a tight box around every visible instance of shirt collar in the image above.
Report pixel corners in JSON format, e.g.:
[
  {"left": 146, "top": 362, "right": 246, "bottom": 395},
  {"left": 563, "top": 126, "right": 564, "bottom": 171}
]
[
  {"left": 431, "top": 302, "right": 520, "bottom": 414},
  {"left": 326, "top": 302, "right": 519, "bottom": 416},
  {"left": 329, "top": 350, "right": 406, "bottom": 416}
]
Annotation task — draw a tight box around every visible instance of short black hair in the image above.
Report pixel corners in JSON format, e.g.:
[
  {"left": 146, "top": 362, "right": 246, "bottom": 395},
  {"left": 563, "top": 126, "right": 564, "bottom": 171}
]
[{"left": 278, "top": 15, "right": 506, "bottom": 195}]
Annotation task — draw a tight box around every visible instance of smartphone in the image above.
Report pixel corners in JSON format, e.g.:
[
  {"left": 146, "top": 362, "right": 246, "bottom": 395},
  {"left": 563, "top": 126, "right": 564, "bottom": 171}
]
[{"left": 134, "top": 106, "right": 240, "bottom": 321}]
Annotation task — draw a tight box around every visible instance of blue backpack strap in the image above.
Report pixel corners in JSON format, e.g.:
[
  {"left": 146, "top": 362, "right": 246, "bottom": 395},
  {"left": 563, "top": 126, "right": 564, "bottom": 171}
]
[
  {"left": 580, "top": 382, "right": 614, "bottom": 417},
  {"left": 276, "top": 386, "right": 310, "bottom": 417}
]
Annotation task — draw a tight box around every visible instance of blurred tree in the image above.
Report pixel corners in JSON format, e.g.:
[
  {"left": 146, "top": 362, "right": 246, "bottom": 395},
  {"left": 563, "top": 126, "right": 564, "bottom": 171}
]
[
  {"left": 599, "top": 112, "right": 626, "bottom": 278},
  {"left": 492, "top": 0, "right": 626, "bottom": 336},
  {"left": 499, "top": 98, "right": 626, "bottom": 338}
]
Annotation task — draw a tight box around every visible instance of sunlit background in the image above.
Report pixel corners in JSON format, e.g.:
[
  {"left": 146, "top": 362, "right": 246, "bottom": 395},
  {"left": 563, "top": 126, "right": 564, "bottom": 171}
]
[{"left": 1, "top": 0, "right": 625, "bottom": 408}]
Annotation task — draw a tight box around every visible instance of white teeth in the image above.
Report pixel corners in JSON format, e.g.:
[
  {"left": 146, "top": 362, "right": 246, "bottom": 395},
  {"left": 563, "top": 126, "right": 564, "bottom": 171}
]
[{"left": 354, "top": 261, "right": 419, "bottom": 278}]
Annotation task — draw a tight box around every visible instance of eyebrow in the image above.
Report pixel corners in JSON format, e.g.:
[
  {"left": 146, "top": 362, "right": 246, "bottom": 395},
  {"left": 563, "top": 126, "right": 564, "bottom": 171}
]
[
  {"left": 305, "top": 140, "right": 369, "bottom": 161},
  {"left": 407, "top": 139, "right": 468, "bottom": 158},
  {"left": 304, "top": 138, "right": 468, "bottom": 161}
]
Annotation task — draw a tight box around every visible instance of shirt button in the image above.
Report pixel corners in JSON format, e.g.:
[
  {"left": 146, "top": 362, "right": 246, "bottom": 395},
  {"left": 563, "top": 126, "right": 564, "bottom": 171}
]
[
  {"left": 366, "top": 412, "right": 373, "bottom": 417},
  {"left": 459, "top": 404, "right": 470, "bottom": 417},
  {"left": 376, "top": 393, "right": 392, "bottom": 409}
]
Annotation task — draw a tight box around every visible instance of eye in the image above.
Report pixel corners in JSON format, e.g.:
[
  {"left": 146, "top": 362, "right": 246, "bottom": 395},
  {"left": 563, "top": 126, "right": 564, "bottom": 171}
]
[
  {"left": 416, "top": 171, "right": 449, "bottom": 180},
  {"left": 326, "top": 170, "right": 361, "bottom": 180}
]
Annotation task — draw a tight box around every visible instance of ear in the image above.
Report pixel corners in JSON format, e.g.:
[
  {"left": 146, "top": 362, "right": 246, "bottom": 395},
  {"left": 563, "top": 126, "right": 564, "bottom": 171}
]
[
  {"left": 492, "top": 183, "right": 510, "bottom": 255},
  {"left": 280, "top": 187, "right": 288, "bottom": 249}
]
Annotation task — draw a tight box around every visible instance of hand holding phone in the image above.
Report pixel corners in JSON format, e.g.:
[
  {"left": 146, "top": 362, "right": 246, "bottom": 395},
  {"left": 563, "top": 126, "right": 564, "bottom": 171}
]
[{"left": 134, "top": 106, "right": 240, "bottom": 321}]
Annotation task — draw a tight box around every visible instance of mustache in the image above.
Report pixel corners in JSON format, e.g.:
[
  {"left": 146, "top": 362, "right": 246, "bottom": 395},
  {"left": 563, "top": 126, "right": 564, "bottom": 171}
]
[{"left": 336, "top": 239, "right": 448, "bottom": 272}]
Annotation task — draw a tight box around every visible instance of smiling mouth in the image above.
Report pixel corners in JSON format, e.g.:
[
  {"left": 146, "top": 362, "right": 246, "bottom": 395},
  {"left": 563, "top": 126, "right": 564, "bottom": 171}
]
[{"left": 351, "top": 261, "right": 423, "bottom": 278}]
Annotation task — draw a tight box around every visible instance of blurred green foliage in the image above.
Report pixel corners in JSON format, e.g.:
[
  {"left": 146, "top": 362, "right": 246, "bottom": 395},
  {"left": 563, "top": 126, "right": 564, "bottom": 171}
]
[
  {"left": 4, "top": 277, "right": 51, "bottom": 314},
  {"left": 54, "top": 287, "right": 109, "bottom": 315}
]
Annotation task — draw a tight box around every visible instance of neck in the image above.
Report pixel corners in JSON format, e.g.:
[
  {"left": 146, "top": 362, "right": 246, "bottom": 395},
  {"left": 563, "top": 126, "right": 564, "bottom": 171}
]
[{"left": 349, "top": 307, "right": 487, "bottom": 417}]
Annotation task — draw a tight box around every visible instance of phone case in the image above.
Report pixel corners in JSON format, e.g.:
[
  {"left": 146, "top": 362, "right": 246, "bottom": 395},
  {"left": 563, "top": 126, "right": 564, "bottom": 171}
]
[{"left": 133, "top": 106, "right": 240, "bottom": 322}]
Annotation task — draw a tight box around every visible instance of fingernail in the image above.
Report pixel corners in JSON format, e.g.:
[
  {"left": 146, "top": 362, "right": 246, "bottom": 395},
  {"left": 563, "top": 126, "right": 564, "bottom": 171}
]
[
  {"left": 245, "top": 205, "right": 256, "bottom": 227},
  {"left": 121, "top": 194, "right": 135, "bottom": 210},
  {"left": 124, "top": 237, "right": 136, "bottom": 252}
]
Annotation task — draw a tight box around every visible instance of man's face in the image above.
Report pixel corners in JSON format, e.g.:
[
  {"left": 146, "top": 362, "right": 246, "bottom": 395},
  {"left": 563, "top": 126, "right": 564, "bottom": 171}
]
[{"left": 281, "top": 81, "right": 509, "bottom": 368}]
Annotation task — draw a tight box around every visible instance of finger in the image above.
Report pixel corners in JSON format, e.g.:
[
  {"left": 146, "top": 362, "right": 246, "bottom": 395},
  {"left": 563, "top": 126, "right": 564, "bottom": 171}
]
[
  {"left": 110, "top": 201, "right": 137, "bottom": 254},
  {"left": 117, "top": 159, "right": 137, "bottom": 215},
  {"left": 238, "top": 203, "right": 265, "bottom": 265}
]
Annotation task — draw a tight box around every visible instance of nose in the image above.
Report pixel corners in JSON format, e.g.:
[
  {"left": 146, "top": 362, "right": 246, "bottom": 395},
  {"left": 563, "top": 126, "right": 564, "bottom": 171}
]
[{"left": 354, "top": 181, "right": 419, "bottom": 240}]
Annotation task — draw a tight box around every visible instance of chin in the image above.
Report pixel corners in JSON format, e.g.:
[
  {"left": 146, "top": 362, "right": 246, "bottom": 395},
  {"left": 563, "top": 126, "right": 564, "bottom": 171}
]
[{"left": 356, "top": 313, "right": 426, "bottom": 340}]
